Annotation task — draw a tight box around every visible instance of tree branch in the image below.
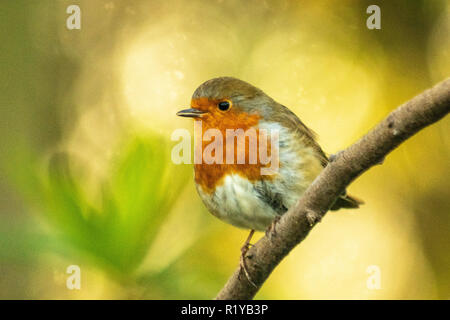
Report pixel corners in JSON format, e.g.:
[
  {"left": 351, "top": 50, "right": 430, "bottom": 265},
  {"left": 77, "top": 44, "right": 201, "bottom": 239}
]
[{"left": 215, "top": 78, "right": 450, "bottom": 300}]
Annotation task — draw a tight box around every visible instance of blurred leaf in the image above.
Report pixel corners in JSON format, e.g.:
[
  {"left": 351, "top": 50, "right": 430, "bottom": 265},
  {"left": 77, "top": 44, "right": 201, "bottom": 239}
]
[{"left": 7, "top": 134, "right": 190, "bottom": 278}]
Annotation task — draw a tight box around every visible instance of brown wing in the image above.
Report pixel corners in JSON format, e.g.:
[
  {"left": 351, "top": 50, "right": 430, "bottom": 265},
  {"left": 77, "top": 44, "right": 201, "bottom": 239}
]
[
  {"left": 273, "top": 104, "right": 329, "bottom": 167},
  {"left": 273, "top": 104, "right": 364, "bottom": 210}
]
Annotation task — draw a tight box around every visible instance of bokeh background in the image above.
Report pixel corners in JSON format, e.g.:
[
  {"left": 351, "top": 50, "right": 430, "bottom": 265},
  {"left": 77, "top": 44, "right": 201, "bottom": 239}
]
[{"left": 0, "top": 0, "right": 449, "bottom": 299}]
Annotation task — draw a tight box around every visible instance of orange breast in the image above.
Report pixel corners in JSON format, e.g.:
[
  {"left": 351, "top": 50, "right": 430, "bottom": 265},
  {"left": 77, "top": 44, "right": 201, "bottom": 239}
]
[{"left": 191, "top": 98, "right": 276, "bottom": 193}]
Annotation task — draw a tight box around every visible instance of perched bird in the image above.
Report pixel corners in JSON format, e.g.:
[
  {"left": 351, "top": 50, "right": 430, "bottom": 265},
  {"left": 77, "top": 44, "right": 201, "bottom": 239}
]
[{"left": 177, "top": 77, "right": 362, "bottom": 283}]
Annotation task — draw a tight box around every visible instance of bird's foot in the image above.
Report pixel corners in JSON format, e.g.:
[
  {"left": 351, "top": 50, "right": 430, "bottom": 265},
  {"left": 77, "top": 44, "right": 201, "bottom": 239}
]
[
  {"left": 265, "top": 216, "right": 281, "bottom": 240},
  {"left": 238, "top": 230, "right": 257, "bottom": 288},
  {"left": 306, "top": 210, "right": 322, "bottom": 227},
  {"left": 329, "top": 151, "right": 343, "bottom": 162}
]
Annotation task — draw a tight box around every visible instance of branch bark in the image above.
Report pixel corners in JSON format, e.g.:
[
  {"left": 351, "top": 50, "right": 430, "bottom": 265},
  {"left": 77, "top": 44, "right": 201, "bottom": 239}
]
[{"left": 215, "top": 78, "right": 450, "bottom": 300}]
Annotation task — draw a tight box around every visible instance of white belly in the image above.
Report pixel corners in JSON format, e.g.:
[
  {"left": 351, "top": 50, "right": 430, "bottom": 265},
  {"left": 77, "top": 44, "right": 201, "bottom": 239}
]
[{"left": 196, "top": 174, "right": 279, "bottom": 231}]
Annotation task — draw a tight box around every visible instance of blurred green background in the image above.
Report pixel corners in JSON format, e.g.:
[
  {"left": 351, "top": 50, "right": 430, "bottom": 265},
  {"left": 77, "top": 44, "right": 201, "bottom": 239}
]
[{"left": 0, "top": 0, "right": 449, "bottom": 299}]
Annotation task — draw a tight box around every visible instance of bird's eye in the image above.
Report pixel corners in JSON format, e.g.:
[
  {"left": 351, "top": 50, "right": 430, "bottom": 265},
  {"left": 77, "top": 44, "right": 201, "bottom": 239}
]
[{"left": 218, "top": 100, "right": 231, "bottom": 111}]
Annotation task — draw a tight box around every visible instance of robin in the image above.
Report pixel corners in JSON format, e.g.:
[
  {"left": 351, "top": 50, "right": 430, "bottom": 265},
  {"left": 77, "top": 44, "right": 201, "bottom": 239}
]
[{"left": 177, "top": 77, "right": 362, "bottom": 284}]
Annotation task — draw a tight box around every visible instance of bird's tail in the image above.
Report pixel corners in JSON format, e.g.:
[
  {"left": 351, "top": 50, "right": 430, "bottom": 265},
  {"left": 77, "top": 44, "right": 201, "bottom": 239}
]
[{"left": 330, "top": 193, "right": 364, "bottom": 211}]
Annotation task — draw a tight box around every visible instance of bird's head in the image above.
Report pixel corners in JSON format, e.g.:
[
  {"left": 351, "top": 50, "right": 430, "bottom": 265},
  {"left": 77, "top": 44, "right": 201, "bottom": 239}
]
[{"left": 177, "top": 77, "right": 275, "bottom": 127}]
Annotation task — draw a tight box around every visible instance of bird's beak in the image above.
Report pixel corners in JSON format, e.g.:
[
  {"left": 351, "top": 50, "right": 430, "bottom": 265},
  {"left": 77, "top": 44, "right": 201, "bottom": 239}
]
[{"left": 176, "top": 108, "right": 207, "bottom": 118}]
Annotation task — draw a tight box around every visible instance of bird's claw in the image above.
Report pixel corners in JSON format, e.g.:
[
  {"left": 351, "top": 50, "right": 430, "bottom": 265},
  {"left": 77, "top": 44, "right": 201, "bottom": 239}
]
[
  {"left": 239, "top": 230, "right": 257, "bottom": 288},
  {"left": 329, "top": 151, "right": 343, "bottom": 162},
  {"left": 265, "top": 216, "right": 281, "bottom": 241},
  {"left": 306, "top": 210, "right": 322, "bottom": 227}
]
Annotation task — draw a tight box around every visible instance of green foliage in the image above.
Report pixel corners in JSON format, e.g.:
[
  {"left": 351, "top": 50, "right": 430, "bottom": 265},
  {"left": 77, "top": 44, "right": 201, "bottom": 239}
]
[{"left": 11, "top": 135, "right": 189, "bottom": 278}]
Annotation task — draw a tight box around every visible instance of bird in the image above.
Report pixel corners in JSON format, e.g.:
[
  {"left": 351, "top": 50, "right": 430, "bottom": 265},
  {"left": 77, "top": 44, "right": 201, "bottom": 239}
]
[{"left": 177, "top": 76, "right": 362, "bottom": 284}]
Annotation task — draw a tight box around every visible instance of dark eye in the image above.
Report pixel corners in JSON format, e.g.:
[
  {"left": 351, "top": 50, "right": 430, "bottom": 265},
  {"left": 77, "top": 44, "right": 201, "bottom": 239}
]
[{"left": 218, "top": 101, "right": 231, "bottom": 111}]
